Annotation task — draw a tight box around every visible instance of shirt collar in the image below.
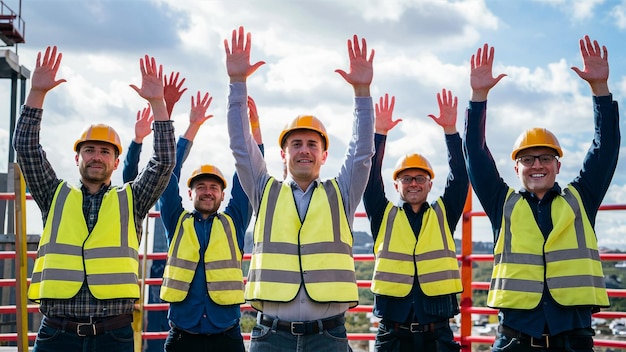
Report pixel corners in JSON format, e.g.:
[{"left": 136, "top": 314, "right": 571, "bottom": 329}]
[
  {"left": 519, "top": 182, "right": 562, "bottom": 202},
  {"left": 284, "top": 175, "right": 321, "bottom": 192}
]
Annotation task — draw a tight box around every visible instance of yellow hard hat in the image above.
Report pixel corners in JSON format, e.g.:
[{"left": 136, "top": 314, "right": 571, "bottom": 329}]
[
  {"left": 511, "top": 127, "right": 563, "bottom": 160},
  {"left": 187, "top": 164, "right": 227, "bottom": 189},
  {"left": 393, "top": 153, "right": 435, "bottom": 180},
  {"left": 278, "top": 115, "right": 329, "bottom": 151},
  {"left": 74, "top": 124, "right": 123, "bottom": 155}
]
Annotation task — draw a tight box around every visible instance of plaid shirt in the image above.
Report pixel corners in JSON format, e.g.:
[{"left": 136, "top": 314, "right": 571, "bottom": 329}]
[{"left": 13, "top": 106, "right": 176, "bottom": 318}]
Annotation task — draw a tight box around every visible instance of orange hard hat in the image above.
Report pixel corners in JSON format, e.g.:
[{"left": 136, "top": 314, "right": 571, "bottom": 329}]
[
  {"left": 74, "top": 124, "right": 123, "bottom": 155},
  {"left": 511, "top": 127, "right": 563, "bottom": 160},
  {"left": 278, "top": 115, "right": 329, "bottom": 150},
  {"left": 187, "top": 164, "right": 227, "bottom": 189},
  {"left": 393, "top": 153, "right": 435, "bottom": 180}
]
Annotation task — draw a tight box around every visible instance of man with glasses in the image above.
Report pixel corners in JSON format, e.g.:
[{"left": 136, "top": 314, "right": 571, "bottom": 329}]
[
  {"left": 363, "top": 90, "right": 468, "bottom": 352},
  {"left": 464, "top": 35, "right": 620, "bottom": 351}
]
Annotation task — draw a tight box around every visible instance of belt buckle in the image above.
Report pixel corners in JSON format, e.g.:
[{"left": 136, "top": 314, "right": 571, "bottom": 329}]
[
  {"left": 530, "top": 334, "right": 549, "bottom": 348},
  {"left": 290, "top": 322, "right": 305, "bottom": 336},
  {"left": 76, "top": 323, "right": 96, "bottom": 336},
  {"left": 409, "top": 323, "right": 422, "bottom": 333}
]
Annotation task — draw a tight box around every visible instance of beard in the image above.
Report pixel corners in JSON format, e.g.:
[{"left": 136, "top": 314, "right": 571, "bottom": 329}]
[{"left": 79, "top": 162, "right": 112, "bottom": 185}]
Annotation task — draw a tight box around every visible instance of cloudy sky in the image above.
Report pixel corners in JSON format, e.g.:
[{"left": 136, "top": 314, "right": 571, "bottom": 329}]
[{"left": 0, "top": 0, "right": 625, "bottom": 248}]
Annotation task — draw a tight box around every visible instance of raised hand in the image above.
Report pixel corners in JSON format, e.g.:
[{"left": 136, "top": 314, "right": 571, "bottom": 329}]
[
  {"left": 571, "top": 35, "right": 610, "bottom": 96},
  {"left": 134, "top": 105, "right": 153, "bottom": 144},
  {"left": 190, "top": 91, "right": 214, "bottom": 126},
  {"left": 335, "top": 35, "right": 375, "bottom": 96},
  {"left": 470, "top": 44, "right": 506, "bottom": 102},
  {"left": 224, "top": 26, "right": 266, "bottom": 83},
  {"left": 130, "top": 55, "right": 165, "bottom": 103},
  {"left": 374, "top": 94, "right": 401, "bottom": 135},
  {"left": 183, "top": 91, "right": 213, "bottom": 142},
  {"left": 31, "top": 46, "right": 67, "bottom": 94},
  {"left": 248, "top": 96, "right": 263, "bottom": 145},
  {"left": 164, "top": 72, "right": 187, "bottom": 116},
  {"left": 428, "top": 88, "right": 458, "bottom": 134}
]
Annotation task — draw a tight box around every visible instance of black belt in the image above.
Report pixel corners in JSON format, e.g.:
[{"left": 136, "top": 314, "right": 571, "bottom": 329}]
[
  {"left": 43, "top": 314, "right": 133, "bottom": 336},
  {"left": 381, "top": 319, "right": 449, "bottom": 333},
  {"left": 498, "top": 325, "right": 594, "bottom": 349},
  {"left": 258, "top": 314, "right": 345, "bottom": 336}
]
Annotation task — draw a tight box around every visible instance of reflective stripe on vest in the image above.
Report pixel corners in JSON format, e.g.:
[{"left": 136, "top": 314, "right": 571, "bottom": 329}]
[
  {"left": 488, "top": 186, "right": 608, "bottom": 309},
  {"left": 245, "top": 178, "right": 357, "bottom": 310},
  {"left": 160, "top": 212, "right": 244, "bottom": 305},
  {"left": 371, "top": 199, "right": 462, "bottom": 297},
  {"left": 28, "top": 182, "right": 138, "bottom": 301}
]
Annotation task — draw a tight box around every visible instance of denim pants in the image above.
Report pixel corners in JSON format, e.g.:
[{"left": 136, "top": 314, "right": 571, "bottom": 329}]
[
  {"left": 32, "top": 318, "right": 134, "bottom": 352},
  {"left": 249, "top": 319, "right": 352, "bottom": 352},
  {"left": 164, "top": 325, "right": 245, "bottom": 352},
  {"left": 374, "top": 321, "right": 460, "bottom": 352},
  {"left": 492, "top": 328, "right": 594, "bottom": 352}
]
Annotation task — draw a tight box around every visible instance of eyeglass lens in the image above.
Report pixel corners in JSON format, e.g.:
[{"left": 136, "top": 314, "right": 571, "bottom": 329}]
[
  {"left": 517, "top": 154, "right": 557, "bottom": 166},
  {"left": 398, "top": 176, "right": 429, "bottom": 184}
]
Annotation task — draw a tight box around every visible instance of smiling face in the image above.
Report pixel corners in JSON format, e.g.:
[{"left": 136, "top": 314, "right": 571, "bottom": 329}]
[
  {"left": 189, "top": 177, "right": 225, "bottom": 218},
  {"left": 514, "top": 146, "right": 561, "bottom": 200},
  {"left": 394, "top": 168, "right": 432, "bottom": 212},
  {"left": 280, "top": 129, "right": 328, "bottom": 189},
  {"left": 75, "top": 141, "right": 119, "bottom": 189}
]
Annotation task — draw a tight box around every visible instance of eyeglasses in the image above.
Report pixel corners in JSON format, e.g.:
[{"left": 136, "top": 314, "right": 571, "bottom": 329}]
[
  {"left": 516, "top": 154, "right": 559, "bottom": 166},
  {"left": 397, "top": 175, "right": 430, "bottom": 185}
]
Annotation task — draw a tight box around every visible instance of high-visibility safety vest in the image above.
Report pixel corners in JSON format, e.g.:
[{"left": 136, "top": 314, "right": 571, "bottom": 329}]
[
  {"left": 245, "top": 178, "right": 358, "bottom": 310},
  {"left": 371, "top": 199, "right": 462, "bottom": 297},
  {"left": 488, "top": 186, "right": 609, "bottom": 309},
  {"left": 160, "top": 212, "right": 244, "bottom": 305},
  {"left": 28, "top": 182, "right": 138, "bottom": 302}
]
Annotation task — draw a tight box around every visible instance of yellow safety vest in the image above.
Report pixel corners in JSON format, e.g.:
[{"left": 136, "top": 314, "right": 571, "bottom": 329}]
[
  {"left": 245, "top": 178, "right": 358, "bottom": 310},
  {"left": 28, "top": 182, "right": 138, "bottom": 302},
  {"left": 160, "top": 212, "right": 244, "bottom": 305},
  {"left": 371, "top": 199, "right": 462, "bottom": 297},
  {"left": 488, "top": 186, "right": 609, "bottom": 309}
]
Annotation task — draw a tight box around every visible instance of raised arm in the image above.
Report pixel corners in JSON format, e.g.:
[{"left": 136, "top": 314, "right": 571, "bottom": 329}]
[
  {"left": 464, "top": 44, "right": 510, "bottom": 230},
  {"left": 225, "top": 26, "right": 269, "bottom": 212},
  {"left": 164, "top": 71, "right": 187, "bottom": 116},
  {"left": 335, "top": 35, "right": 375, "bottom": 97},
  {"left": 364, "top": 94, "right": 398, "bottom": 240},
  {"left": 429, "top": 89, "right": 468, "bottom": 231}
]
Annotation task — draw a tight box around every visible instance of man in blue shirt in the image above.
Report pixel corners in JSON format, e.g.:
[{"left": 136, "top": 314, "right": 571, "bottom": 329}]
[
  {"left": 364, "top": 91, "right": 467, "bottom": 352},
  {"left": 464, "top": 36, "right": 620, "bottom": 351},
  {"left": 141, "top": 90, "right": 262, "bottom": 352}
]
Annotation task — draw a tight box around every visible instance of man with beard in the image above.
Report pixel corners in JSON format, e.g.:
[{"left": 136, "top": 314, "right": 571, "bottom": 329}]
[
  {"left": 13, "top": 46, "right": 175, "bottom": 352},
  {"left": 157, "top": 92, "right": 263, "bottom": 352}
]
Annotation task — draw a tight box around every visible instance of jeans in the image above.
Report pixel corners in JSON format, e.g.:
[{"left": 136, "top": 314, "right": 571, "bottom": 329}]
[
  {"left": 249, "top": 321, "right": 352, "bottom": 352},
  {"left": 492, "top": 329, "right": 594, "bottom": 352},
  {"left": 32, "top": 318, "right": 134, "bottom": 352},
  {"left": 374, "top": 321, "right": 460, "bottom": 352},
  {"left": 164, "top": 325, "right": 245, "bottom": 352}
]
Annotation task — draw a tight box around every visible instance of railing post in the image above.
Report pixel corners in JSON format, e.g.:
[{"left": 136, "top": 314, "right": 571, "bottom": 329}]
[
  {"left": 13, "top": 162, "right": 29, "bottom": 351},
  {"left": 460, "top": 185, "right": 474, "bottom": 352}
]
